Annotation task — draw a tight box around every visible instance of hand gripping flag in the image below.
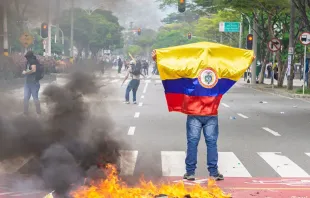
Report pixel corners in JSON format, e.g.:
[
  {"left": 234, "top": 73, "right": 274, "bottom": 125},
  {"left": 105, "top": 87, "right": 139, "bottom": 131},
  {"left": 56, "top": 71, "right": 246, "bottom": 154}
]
[{"left": 153, "top": 42, "right": 255, "bottom": 116}]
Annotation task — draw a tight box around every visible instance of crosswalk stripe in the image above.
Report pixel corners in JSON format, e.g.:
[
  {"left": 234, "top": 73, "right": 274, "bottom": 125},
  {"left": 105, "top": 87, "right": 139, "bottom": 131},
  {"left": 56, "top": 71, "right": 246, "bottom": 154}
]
[
  {"left": 258, "top": 152, "right": 309, "bottom": 177},
  {"left": 161, "top": 151, "right": 186, "bottom": 176},
  {"left": 218, "top": 152, "right": 251, "bottom": 177},
  {"left": 119, "top": 150, "right": 138, "bottom": 176},
  {"left": 155, "top": 80, "right": 162, "bottom": 84}
]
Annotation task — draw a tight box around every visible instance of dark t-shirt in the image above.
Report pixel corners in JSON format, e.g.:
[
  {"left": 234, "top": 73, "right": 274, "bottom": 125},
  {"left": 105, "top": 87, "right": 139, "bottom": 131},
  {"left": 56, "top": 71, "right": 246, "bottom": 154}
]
[{"left": 25, "top": 59, "right": 38, "bottom": 84}]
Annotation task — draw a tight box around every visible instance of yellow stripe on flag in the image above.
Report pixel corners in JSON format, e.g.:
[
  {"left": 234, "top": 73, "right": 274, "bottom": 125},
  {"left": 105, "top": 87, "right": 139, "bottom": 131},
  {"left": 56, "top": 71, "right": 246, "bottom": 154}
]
[{"left": 155, "top": 42, "right": 254, "bottom": 81}]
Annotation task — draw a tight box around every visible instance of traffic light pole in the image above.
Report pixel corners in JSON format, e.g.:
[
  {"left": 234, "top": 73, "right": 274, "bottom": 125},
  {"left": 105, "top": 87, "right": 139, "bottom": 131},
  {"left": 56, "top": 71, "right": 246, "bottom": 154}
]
[
  {"left": 3, "top": 1, "right": 8, "bottom": 56},
  {"left": 251, "top": 15, "right": 258, "bottom": 85}
]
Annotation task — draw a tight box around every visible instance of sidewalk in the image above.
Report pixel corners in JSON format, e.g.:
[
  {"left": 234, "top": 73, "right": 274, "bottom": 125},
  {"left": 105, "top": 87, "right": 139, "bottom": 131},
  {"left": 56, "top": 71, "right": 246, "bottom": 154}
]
[{"left": 238, "top": 78, "right": 310, "bottom": 99}]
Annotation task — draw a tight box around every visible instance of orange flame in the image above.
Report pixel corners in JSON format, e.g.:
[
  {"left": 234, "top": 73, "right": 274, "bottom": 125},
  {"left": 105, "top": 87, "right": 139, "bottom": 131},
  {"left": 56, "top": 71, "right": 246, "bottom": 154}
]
[{"left": 71, "top": 164, "right": 231, "bottom": 198}]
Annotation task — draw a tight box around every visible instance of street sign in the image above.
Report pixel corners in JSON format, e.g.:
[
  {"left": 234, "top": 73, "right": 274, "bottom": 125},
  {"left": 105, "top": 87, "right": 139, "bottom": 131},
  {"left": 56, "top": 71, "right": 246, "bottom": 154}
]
[
  {"left": 288, "top": 47, "right": 294, "bottom": 55},
  {"left": 268, "top": 38, "right": 281, "bottom": 52},
  {"left": 299, "top": 32, "right": 310, "bottom": 45},
  {"left": 19, "top": 32, "right": 33, "bottom": 48},
  {"left": 219, "top": 22, "right": 240, "bottom": 33}
]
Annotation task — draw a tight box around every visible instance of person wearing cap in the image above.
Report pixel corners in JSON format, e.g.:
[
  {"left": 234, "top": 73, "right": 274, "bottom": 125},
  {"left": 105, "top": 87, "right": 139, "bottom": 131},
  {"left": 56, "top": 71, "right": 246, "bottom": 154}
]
[
  {"left": 121, "top": 60, "right": 145, "bottom": 104},
  {"left": 23, "top": 51, "right": 41, "bottom": 115}
]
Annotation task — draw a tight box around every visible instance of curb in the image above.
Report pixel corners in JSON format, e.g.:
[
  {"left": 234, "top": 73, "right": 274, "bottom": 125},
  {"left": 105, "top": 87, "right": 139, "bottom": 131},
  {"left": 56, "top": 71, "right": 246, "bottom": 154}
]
[{"left": 242, "top": 84, "right": 310, "bottom": 99}]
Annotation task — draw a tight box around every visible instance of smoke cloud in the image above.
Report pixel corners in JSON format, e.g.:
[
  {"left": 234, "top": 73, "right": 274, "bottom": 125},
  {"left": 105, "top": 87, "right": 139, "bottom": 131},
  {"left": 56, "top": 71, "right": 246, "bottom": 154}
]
[{"left": 0, "top": 71, "right": 126, "bottom": 197}]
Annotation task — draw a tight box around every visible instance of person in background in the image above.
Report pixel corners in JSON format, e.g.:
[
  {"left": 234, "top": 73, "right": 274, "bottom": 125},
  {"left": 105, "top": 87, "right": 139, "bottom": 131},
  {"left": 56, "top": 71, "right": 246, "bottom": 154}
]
[
  {"left": 142, "top": 60, "right": 149, "bottom": 76},
  {"left": 121, "top": 60, "right": 145, "bottom": 104},
  {"left": 117, "top": 56, "right": 123, "bottom": 74},
  {"left": 23, "top": 51, "right": 41, "bottom": 115}
]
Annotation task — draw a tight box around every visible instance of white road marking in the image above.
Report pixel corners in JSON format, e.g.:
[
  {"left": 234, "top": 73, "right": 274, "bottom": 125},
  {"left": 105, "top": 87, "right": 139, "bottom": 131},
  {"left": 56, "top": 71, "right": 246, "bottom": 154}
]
[
  {"left": 138, "top": 102, "right": 143, "bottom": 107},
  {"left": 111, "top": 75, "right": 116, "bottom": 78},
  {"left": 119, "top": 150, "right": 138, "bottom": 176},
  {"left": 262, "top": 127, "right": 281, "bottom": 136},
  {"left": 102, "top": 79, "right": 109, "bottom": 83},
  {"left": 237, "top": 113, "right": 249, "bottom": 119},
  {"left": 141, "top": 95, "right": 145, "bottom": 99},
  {"left": 0, "top": 192, "right": 13, "bottom": 195},
  {"left": 111, "top": 79, "right": 119, "bottom": 83},
  {"left": 258, "top": 152, "right": 309, "bottom": 177},
  {"left": 161, "top": 151, "right": 186, "bottom": 176},
  {"left": 155, "top": 80, "right": 162, "bottom": 84},
  {"left": 134, "top": 112, "right": 140, "bottom": 118},
  {"left": 218, "top": 152, "right": 251, "bottom": 177},
  {"left": 143, "top": 82, "right": 149, "bottom": 94},
  {"left": 305, "top": 153, "right": 310, "bottom": 157},
  {"left": 221, "top": 103, "right": 230, "bottom": 108},
  {"left": 145, "top": 80, "right": 151, "bottom": 83},
  {"left": 127, "top": 126, "right": 136, "bottom": 135},
  {"left": 11, "top": 192, "right": 42, "bottom": 196}
]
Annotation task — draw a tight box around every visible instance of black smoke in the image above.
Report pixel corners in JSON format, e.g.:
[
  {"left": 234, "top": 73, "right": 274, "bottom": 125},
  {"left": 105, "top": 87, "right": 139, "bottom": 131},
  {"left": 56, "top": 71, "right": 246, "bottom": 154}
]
[{"left": 0, "top": 72, "right": 124, "bottom": 197}]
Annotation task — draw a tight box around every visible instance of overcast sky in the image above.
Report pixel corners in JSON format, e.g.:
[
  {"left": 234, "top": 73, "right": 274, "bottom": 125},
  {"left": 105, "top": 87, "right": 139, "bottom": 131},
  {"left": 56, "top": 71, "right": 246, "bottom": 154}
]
[{"left": 78, "top": 0, "right": 175, "bottom": 30}]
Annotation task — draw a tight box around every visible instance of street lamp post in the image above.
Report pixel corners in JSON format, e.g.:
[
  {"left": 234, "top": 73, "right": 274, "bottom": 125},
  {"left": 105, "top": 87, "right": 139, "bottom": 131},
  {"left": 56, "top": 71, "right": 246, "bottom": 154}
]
[
  {"left": 51, "top": 25, "right": 65, "bottom": 55},
  {"left": 70, "top": 0, "right": 74, "bottom": 58}
]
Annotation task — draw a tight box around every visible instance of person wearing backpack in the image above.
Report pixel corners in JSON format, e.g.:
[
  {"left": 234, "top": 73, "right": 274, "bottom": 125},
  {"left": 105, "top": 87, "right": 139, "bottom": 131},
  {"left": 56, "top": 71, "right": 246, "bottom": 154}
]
[
  {"left": 121, "top": 60, "right": 145, "bottom": 104},
  {"left": 22, "top": 51, "right": 44, "bottom": 115}
]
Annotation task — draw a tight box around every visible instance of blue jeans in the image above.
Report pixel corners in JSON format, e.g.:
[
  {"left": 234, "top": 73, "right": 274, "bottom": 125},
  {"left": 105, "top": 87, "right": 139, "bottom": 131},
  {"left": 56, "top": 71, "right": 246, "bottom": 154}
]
[
  {"left": 24, "top": 82, "right": 41, "bottom": 114},
  {"left": 185, "top": 115, "right": 219, "bottom": 176},
  {"left": 125, "top": 79, "right": 140, "bottom": 102}
]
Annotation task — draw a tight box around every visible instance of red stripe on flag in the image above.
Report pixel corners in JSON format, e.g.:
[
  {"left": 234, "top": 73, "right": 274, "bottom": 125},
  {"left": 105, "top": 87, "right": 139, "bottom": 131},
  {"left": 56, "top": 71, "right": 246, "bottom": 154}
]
[{"left": 165, "top": 93, "right": 223, "bottom": 116}]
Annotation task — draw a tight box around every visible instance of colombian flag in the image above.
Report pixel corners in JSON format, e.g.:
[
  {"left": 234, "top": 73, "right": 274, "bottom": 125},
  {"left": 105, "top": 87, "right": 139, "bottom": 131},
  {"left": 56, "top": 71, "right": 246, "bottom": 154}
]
[{"left": 154, "top": 42, "right": 255, "bottom": 116}]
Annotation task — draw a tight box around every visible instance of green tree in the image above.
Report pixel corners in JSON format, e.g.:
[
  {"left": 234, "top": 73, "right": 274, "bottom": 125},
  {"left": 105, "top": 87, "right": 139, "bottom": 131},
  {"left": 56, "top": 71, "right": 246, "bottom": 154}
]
[{"left": 127, "top": 45, "right": 143, "bottom": 56}]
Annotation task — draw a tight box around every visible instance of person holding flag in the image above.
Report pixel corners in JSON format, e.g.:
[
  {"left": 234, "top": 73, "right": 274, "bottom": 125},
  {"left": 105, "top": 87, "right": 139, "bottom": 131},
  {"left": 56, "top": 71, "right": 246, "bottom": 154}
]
[{"left": 152, "top": 42, "right": 254, "bottom": 181}]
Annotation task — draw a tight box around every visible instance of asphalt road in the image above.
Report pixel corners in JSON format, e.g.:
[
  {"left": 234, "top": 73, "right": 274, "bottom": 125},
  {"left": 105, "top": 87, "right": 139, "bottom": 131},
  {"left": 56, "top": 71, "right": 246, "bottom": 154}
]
[
  {"left": 1, "top": 68, "right": 310, "bottom": 197},
  {"left": 97, "top": 68, "right": 310, "bottom": 180}
]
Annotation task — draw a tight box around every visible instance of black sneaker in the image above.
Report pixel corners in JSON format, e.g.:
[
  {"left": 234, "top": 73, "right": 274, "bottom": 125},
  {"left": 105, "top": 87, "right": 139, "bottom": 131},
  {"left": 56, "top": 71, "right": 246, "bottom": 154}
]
[
  {"left": 210, "top": 172, "right": 224, "bottom": 181},
  {"left": 183, "top": 173, "right": 195, "bottom": 181}
]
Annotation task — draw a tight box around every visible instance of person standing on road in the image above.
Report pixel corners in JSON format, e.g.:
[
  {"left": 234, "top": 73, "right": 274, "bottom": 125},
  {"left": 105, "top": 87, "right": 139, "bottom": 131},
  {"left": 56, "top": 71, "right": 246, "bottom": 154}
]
[
  {"left": 23, "top": 51, "right": 42, "bottom": 115},
  {"left": 121, "top": 60, "right": 145, "bottom": 104},
  {"left": 117, "top": 56, "right": 123, "bottom": 74},
  {"left": 142, "top": 60, "right": 149, "bottom": 76},
  {"left": 152, "top": 43, "right": 254, "bottom": 182}
]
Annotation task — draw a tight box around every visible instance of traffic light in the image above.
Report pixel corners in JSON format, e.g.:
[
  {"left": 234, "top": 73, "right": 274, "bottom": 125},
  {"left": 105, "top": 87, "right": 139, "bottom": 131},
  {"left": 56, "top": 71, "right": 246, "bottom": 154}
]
[
  {"left": 137, "top": 28, "right": 141, "bottom": 36},
  {"left": 41, "top": 22, "right": 48, "bottom": 39},
  {"left": 246, "top": 34, "right": 253, "bottom": 50},
  {"left": 188, "top": 32, "right": 192, "bottom": 40},
  {"left": 178, "top": 0, "right": 186, "bottom": 13}
]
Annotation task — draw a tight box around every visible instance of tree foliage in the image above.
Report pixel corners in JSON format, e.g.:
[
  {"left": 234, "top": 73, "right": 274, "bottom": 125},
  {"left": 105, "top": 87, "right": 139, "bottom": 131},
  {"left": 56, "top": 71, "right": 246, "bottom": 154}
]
[{"left": 59, "top": 8, "right": 124, "bottom": 57}]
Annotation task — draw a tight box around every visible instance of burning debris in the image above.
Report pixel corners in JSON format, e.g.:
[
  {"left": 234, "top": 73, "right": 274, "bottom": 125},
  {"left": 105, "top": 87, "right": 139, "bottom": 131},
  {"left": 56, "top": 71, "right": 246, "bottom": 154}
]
[{"left": 71, "top": 164, "right": 231, "bottom": 198}]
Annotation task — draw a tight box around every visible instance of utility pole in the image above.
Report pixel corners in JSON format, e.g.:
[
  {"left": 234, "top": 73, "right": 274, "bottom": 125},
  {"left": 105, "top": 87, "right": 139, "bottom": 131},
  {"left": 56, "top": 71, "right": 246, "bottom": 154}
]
[
  {"left": 47, "top": 0, "right": 52, "bottom": 56},
  {"left": 287, "top": 0, "right": 296, "bottom": 90},
  {"left": 55, "top": 0, "right": 61, "bottom": 44},
  {"left": 251, "top": 13, "right": 258, "bottom": 85},
  {"left": 3, "top": 0, "right": 8, "bottom": 56},
  {"left": 70, "top": 0, "right": 74, "bottom": 58},
  {"left": 239, "top": 15, "right": 243, "bottom": 48}
]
